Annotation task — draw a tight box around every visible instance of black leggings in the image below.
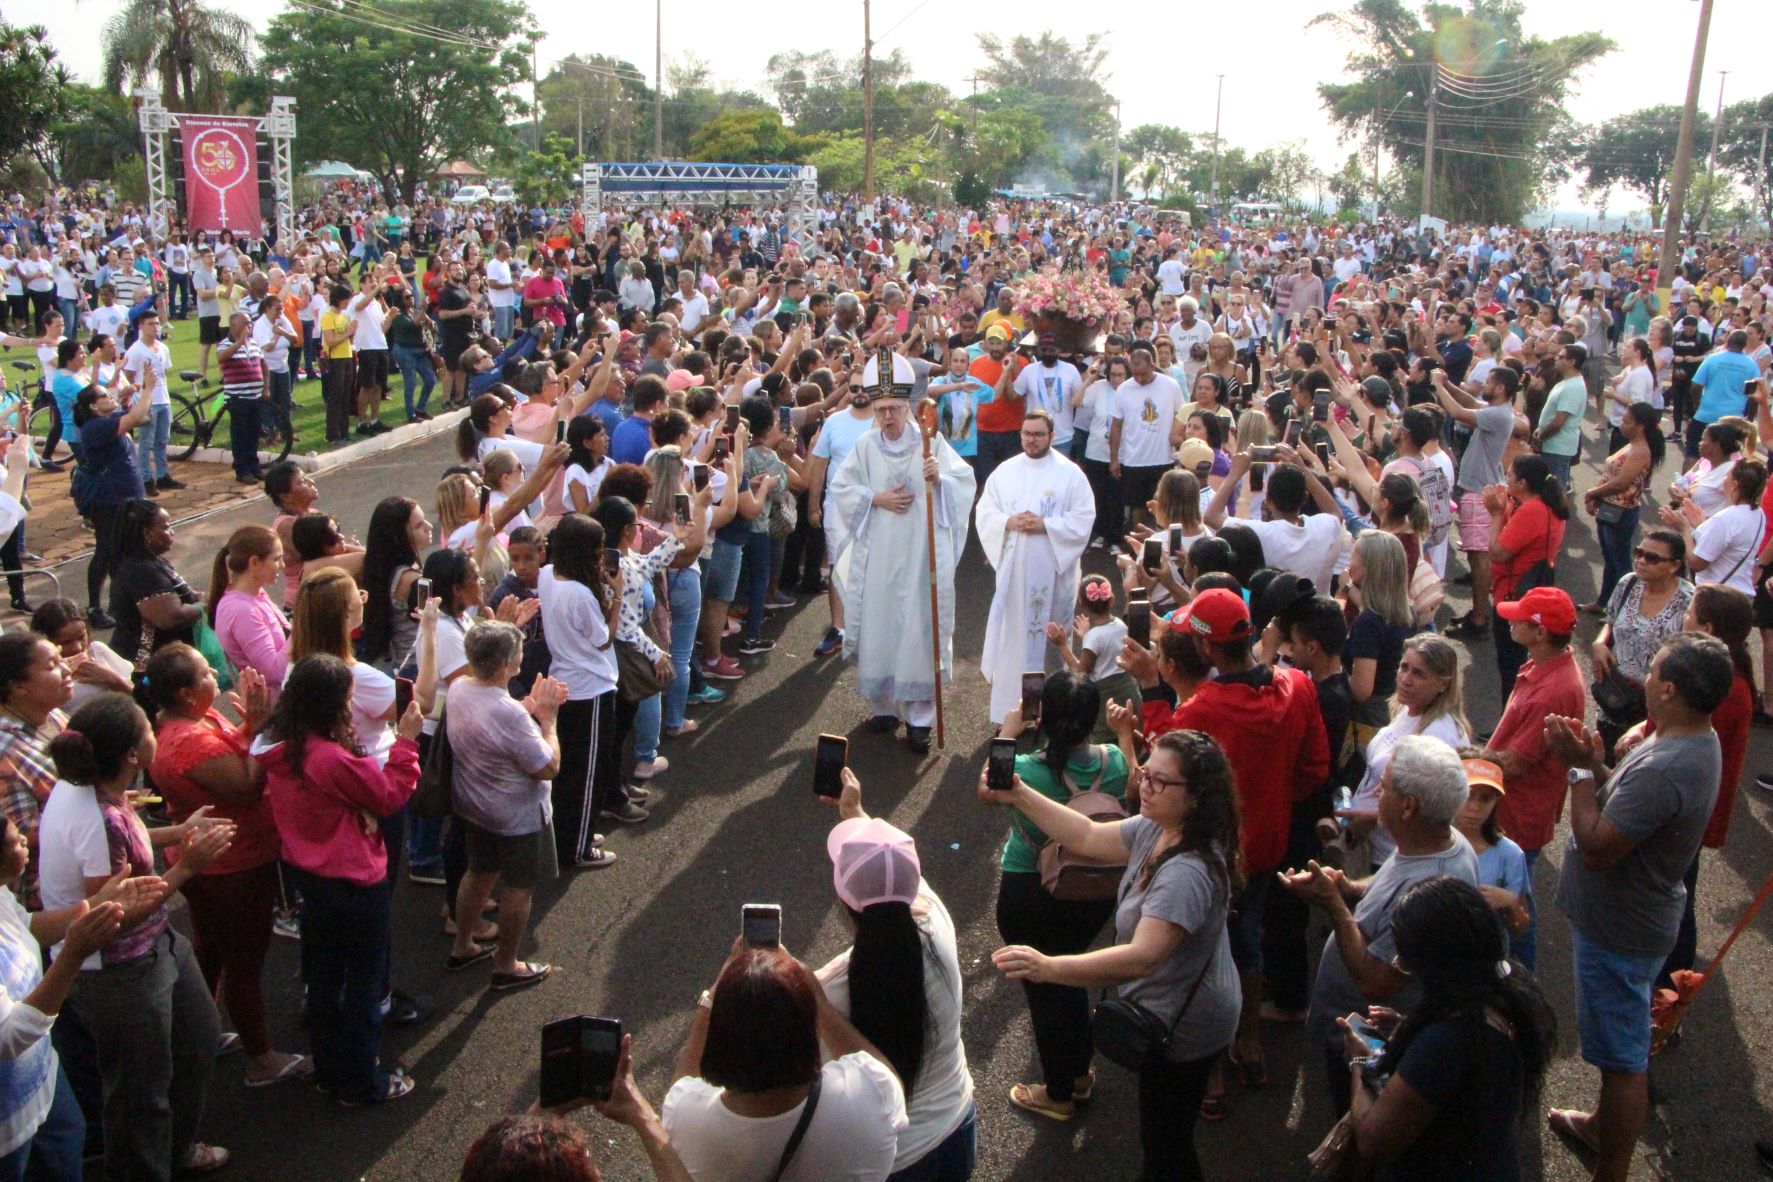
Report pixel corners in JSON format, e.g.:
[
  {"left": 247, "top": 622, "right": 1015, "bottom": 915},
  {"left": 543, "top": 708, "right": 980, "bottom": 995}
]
[
  {"left": 1138, "top": 1050, "right": 1220, "bottom": 1182},
  {"left": 994, "top": 870, "right": 1114, "bottom": 1102},
  {"left": 552, "top": 691, "right": 622, "bottom": 864},
  {"left": 88, "top": 501, "right": 123, "bottom": 611}
]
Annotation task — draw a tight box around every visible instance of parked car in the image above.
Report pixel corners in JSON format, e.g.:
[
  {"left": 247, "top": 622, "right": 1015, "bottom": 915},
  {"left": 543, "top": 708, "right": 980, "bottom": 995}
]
[
  {"left": 489, "top": 185, "right": 517, "bottom": 205},
  {"left": 451, "top": 184, "right": 489, "bottom": 206}
]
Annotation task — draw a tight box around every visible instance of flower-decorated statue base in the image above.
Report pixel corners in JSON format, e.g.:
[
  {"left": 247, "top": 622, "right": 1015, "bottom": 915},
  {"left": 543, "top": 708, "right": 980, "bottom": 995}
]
[
  {"left": 1032, "top": 312, "right": 1101, "bottom": 356},
  {"left": 1011, "top": 267, "right": 1124, "bottom": 358}
]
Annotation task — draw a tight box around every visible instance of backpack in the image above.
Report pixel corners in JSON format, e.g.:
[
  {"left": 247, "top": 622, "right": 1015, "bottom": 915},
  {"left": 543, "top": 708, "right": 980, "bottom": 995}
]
[
  {"left": 1399, "top": 454, "right": 1455, "bottom": 550},
  {"left": 1037, "top": 747, "right": 1130, "bottom": 902}
]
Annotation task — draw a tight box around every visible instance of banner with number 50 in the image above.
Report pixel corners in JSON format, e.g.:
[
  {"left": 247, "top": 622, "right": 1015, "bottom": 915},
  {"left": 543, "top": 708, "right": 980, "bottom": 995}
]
[{"left": 181, "top": 116, "right": 262, "bottom": 236}]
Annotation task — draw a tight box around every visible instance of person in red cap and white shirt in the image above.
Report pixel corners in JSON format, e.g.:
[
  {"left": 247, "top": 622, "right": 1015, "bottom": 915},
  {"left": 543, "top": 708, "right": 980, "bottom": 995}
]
[
  {"left": 813, "top": 767, "right": 976, "bottom": 1178},
  {"left": 1126, "top": 587, "right": 1328, "bottom": 1101},
  {"left": 1479, "top": 586, "right": 1587, "bottom": 970}
]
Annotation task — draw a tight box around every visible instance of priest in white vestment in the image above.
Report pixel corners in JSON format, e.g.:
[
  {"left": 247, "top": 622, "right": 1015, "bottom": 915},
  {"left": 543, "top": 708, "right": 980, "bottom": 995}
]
[
  {"left": 975, "top": 408, "right": 1096, "bottom": 724},
  {"left": 828, "top": 349, "right": 976, "bottom": 752}
]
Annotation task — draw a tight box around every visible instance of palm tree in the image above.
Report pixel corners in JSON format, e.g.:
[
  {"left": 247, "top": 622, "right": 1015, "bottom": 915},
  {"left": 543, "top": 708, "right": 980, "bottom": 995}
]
[{"left": 99, "top": 0, "right": 253, "bottom": 112}]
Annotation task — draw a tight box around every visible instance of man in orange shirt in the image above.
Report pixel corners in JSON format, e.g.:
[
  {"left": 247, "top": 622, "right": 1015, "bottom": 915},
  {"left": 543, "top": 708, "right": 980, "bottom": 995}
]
[{"left": 970, "top": 325, "right": 1025, "bottom": 483}]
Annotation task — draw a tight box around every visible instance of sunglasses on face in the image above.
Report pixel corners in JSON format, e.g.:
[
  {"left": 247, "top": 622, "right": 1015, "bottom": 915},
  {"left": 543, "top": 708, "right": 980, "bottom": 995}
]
[{"left": 1633, "top": 548, "right": 1675, "bottom": 564}]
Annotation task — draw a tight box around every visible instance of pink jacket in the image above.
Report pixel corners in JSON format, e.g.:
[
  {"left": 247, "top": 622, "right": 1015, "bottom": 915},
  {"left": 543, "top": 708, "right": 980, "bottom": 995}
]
[
  {"left": 259, "top": 735, "right": 419, "bottom": 887},
  {"left": 214, "top": 588, "right": 290, "bottom": 693}
]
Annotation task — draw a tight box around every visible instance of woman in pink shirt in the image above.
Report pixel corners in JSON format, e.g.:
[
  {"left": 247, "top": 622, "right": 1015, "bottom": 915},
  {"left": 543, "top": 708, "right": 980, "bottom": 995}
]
[
  {"left": 256, "top": 654, "right": 423, "bottom": 1105},
  {"left": 207, "top": 524, "right": 290, "bottom": 700}
]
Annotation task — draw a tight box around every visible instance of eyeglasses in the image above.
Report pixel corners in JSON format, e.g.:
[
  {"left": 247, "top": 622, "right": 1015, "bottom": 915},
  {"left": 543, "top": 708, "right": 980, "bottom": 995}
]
[
  {"left": 1633, "top": 548, "right": 1675, "bottom": 564},
  {"left": 1141, "top": 767, "right": 1187, "bottom": 794}
]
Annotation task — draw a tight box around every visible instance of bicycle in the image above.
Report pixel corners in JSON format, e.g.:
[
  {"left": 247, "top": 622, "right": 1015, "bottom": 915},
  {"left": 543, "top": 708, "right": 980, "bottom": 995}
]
[
  {"left": 168, "top": 369, "right": 295, "bottom": 464},
  {"left": 7, "top": 357, "right": 73, "bottom": 466}
]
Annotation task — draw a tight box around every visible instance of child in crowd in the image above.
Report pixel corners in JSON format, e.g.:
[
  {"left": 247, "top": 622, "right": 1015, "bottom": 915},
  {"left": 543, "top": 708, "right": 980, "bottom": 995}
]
[
  {"left": 487, "top": 526, "right": 549, "bottom": 697},
  {"left": 1046, "top": 574, "right": 1140, "bottom": 741},
  {"left": 1454, "top": 751, "right": 1534, "bottom": 968}
]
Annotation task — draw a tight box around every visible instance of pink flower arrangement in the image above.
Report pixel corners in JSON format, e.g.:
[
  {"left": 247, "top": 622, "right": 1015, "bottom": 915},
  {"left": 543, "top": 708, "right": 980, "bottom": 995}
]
[{"left": 1009, "top": 267, "right": 1123, "bottom": 323}]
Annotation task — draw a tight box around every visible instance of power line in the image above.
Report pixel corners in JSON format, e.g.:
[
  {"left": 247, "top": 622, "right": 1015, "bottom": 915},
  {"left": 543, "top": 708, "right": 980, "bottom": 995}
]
[{"left": 873, "top": 0, "right": 934, "bottom": 48}]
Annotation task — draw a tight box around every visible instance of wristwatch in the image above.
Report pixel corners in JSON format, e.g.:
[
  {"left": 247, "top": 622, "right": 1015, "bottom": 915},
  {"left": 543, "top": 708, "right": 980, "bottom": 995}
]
[{"left": 1567, "top": 768, "right": 1595, "bottom": 791}]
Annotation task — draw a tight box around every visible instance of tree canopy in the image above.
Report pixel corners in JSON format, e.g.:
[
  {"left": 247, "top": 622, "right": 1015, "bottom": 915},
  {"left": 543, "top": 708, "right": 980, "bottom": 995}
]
[
  {"left": 101, "top": 0, "right": 254, "bottom": 113},
  {"left": 1578, "top": 106, "right": 1698, "bottom": 228},
  {"left": 0, "top": 20, "right": 71, "bottom": 174}
]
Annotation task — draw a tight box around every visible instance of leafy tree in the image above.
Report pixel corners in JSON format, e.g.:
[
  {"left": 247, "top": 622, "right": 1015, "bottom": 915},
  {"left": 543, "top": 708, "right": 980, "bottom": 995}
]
[
  {"left": 255, "top": 0, "right": 532, "bottom": 201},
  {"left": 41, "top": 83, "right": 137, "bottom": 185},
  {"left": 101, "top": 0, "right": 254, "bottom": 113},
  {"left": 658, "top": 53, "right": 772, "bottom": 159},
  {"left": 973, "top": 105, "right": 1058, "bottom": 189},
  {"left": 1254, "top": 142, "right": 1318, "bottom": 211},
  {"left": 1327, "top": 152, "right": 1370, "bottom": 212},
  {"left": 764, "top": 49, "right": 927, "bottom": 138},
  {"left": 954, "top": 171, "right": 990, "bottom": 209},
  {"left": 537, "top": 55, "right": 652, "bottom": 161},
  {"left": 1314, "top": 0, "right": 1611, "bottom": 224},
  {"left": 687, "top": 109, "right": 815, "bottom": 164},
  {"left": 975, "top": 32, "right": 1114, "bottom": 192},
  {"left": 1577, "top": 105, "right": 1695, "bottom": 228},
  {"left": 1123, "top": 124, "right": 1194, "bottom": 201},
  {"left": 0, "top": 20, "right": 70, "bottom": 174},
  {"left": 807, "top": 134, "right": 944, "bottom": 202},
  {"left": 1718, "top": 93, "right": 1773, "bottom": 228},
  {"left": 511, "top": 134, "right": 577, "bottom": 208}
]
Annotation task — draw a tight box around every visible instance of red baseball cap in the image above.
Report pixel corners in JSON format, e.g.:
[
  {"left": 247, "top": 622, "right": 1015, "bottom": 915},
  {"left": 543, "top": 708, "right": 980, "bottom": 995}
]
[
  {"left": 1174, "top": 588, "right": 1251, "bottom": 644},
  {"left": 1495, "top": 586, "right": 1576, "bottom": 634}
]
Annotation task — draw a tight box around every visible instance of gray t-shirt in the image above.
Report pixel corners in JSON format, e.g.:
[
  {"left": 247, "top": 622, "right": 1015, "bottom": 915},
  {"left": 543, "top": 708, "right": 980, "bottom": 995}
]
[
  {"left": 444, "top": 680, "right": 554, "bottom": 837},
  {"left": 1456, "top": 403, "right": 1515, "bottom": 493},
  {"left": 1114, "top": 817, "right": 1241, "bottom": 1061},
  {"left": 194, "top": 266, "right": 220, "bottom": 318},
  {"left": 1308, "top": 831, "right": 1479, "bottom": 1045},
  {"left": 1555, "top": 731, "right": 1720, "bottom": 958}
]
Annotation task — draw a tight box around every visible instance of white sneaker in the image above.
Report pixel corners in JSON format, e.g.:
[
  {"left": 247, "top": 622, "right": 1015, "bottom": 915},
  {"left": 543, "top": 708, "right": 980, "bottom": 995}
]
[{"left": 633, "top": 757, "right": 669, "bottom": 781}]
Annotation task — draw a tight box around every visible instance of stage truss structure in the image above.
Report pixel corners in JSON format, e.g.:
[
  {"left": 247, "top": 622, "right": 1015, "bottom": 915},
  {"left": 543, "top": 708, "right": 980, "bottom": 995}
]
[
  {"left": 136, "top": 90, "right": 298, "bottom": 247},
  {"left": 579, "top": 162, "right": 819, "bottom": 241}
]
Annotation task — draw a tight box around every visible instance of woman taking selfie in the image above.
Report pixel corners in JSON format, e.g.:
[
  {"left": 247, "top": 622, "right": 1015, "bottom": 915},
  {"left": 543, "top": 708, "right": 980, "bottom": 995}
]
[
  {"left": 985, "top": 730, "right": 1243, "bottom": 1182},
  {"left": 1582, "top": 402, "right": 1665, "bottom": 612},
  {"left": 1334, "top": 876, "right": 1554, "bottom": 1180}
]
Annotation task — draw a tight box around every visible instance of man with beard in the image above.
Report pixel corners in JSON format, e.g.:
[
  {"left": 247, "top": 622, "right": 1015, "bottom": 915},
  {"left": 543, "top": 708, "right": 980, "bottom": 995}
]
[
  {"left": 806, "top": 358, "right": 883, "bottom": 658},
  {"left": 827, "top": 349, "right": 976, "bottom": 752},
  {"left": 975, "top": 409, "right": 1095, "bottom": 726},
  {"left": 1012, "top": 333, "right": 1084, "bottom": 455}
]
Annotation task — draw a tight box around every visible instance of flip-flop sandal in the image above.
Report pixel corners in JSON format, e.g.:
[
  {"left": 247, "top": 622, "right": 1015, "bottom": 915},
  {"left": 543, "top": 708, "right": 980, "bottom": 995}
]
[
  {"left": 215, "top": 1032, "right": 242, "bottom": 1057},
  {"left": 1199, "top": 1095, "right": 1231, "bottom": 1122},
  {"left": 180, "top": 1142, "right": 231, "bottom": 1175},
  {"left": 339, "top": 1069, "right": 415, "bottom": 1107},
  {"left": 1072, "top": 1070, "right": 1097, "bottom": 1103},
  {"left": 490, "top": 962, "right": 552, "bottom": 992},
  {"left": 445, "top": 945, "right": 494, "bottom": 972},
  {"left": 1232, "top": 1051, "right": 1269, "bottom": 1089},
  {"left": 244, "top": 1053, "right": 314, "bottom": 1088},
  {"left": 1008, "top": 1083, "right": 1076, "bottom": 1122},
  {"left": 1547, "top": 1109, "right": 1600, "bottom": 1154}
]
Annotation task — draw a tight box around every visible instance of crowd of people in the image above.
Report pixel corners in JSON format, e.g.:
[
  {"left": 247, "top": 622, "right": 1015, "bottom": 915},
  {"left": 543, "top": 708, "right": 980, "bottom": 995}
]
[{"left": 0, "top": 180, "right": 1770, "bottom": 1182}]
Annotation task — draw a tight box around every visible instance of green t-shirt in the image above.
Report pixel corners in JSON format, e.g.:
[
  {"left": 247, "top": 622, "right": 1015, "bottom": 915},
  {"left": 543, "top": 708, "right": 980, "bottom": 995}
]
[{"left": 999, "top": 744, "right": 1130, "bottom": 874}]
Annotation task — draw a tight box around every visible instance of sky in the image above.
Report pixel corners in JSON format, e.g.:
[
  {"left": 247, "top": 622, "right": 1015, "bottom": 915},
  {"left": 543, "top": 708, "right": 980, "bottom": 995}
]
[{"left": 33, "top": 0, "right": 1770, "bottom": 216}]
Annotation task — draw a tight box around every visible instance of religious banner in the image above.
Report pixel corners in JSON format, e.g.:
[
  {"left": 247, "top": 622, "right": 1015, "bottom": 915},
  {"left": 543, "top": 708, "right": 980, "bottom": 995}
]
[{"left": 181, "top": 116, "right": 262, "bottom": 235}]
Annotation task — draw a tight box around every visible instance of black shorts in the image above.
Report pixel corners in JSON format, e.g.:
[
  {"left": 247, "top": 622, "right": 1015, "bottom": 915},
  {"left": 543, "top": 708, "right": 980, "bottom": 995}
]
[
  {"left": 441, "top": 337, "right": 469, "bottom": 373},
  {"left": 355, "top": 348, "right": 390, "bottom": 390},
  {"left": 464, "top": 822, "right": 553, "bottom": 889},
  {"left": 1755, "top": 564, "right": 1773, "bottom": 629},
  {"left": 198, "top": 315, "right": 223, "bottom": 345}
]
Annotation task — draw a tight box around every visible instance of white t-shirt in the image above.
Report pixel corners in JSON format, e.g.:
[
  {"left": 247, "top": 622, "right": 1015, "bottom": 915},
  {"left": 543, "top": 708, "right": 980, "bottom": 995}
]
[
  {"left": 538, "top": 566, "right": 616, "bottom": 700},
  {"left": 1692, "top": 503, "right": 1761, "bottom": 595},
  {"left": 1074, "top": 380, "right": 1116, "bottom": 463},
  {"left": 663, "top": 1052, "right": 907, "bottom": 1182},
  {"left": 1109, "top": 373, "right": 1184, "bottom": 468},
  {"left": 484, "top": 258, "right": 517, "bottom": 309},
  {"left": 122, "top": 338, "right": 173, "bottom": 407},
  {"left": 35, "top": 782, "right": 115, "bottom": 970},
  {"left": 563, "top": 459, "right": 609, "bottom": 512},
  {"left": 1609, "top": 365, "right": 1654, "bottom": 427},
  {"left": 281, "top": 660, "right": 395, "bottom": 763},
  {"left": 1079, "top": 617, "right": 1128, "bottom": 683},
  {"left": 818, "top": 885, "right": 973, "bottom": 1171},
  {"left": 1232, "top": 512, "right": 1347, "bottom": 592},
  {"left": 679, "top": 291, "right": 710, "bottom": 337},
  {"left": 83, "top": 303, "right": 128, "bottom": 340},
  {"left": 349, "top": 293, "right": 387, "bottom": 350},
  {"left": 251, "top": 314, "right": 292, "bottom": 374},
  {"left": 1355, "top": 711, "right": 1470, "bottom": 866},
  {"left": 1014, "top": 360, "right": 1082, "bottom": 447}
]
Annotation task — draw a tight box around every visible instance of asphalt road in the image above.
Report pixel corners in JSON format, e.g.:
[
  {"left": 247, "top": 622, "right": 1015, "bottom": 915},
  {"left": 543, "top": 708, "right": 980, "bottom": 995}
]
[{"left": 65, "top": 421, "right": 1773, "bottom": 1182}]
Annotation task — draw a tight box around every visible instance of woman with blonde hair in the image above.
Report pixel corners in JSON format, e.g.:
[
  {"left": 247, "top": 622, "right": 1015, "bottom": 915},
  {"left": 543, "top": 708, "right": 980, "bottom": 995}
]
[
  {"left": 289, "top": 568, "right": 399, "bottom": 766},
  {"left": 1203, "top": 333, "right": 1247, "bottom": 405},
  {"left": 1345, "top": 531, "right": 1420, "bottom": 739}
]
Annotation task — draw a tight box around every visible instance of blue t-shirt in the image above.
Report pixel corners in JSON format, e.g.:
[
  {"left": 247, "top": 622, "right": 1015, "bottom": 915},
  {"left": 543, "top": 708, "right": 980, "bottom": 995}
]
[
  {"left": 1476, "top": 835, "right": 1530, "bottom": 900},
  {"left": 810, "top": 409, "right": 875, "bottom": 486},
  {"left": 50, "top": 369, "right": 84, "bottom": 433},
  {"left": 608, "top": 414, "right": 654, "bottom": 466},
  {"left": 586, "top": 397, "right": 623, "bottom": 437},
  {"left": 76, "top": 411, "right": 146, "bottom": 505},
  {"left": 1692, "top": 350, "right": 1761, "bottom": 425}
]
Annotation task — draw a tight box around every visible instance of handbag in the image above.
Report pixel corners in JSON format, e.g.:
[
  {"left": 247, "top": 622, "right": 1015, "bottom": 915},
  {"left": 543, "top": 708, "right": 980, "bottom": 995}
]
[
  {"left": 410, "top": 712, "right": 455, "bottom": 821},
  {"left": 1307, "top": 1112, "right": 1372, "bottom": 1180},
  {"left": 1036, "top": 749, "right": 1130, "bottom": 902},
  {"left": 615, "top": 638, "right": 667, "bottom": 702},
  {"left": 1594, "top": 499, "right": 1632, "bottom": 526},
  {"left": 1090, "top": 942, "right": 1216, "bottom": 1071},
  {"left": 190, "top": 617, "right": 235, "bottom": 692}
]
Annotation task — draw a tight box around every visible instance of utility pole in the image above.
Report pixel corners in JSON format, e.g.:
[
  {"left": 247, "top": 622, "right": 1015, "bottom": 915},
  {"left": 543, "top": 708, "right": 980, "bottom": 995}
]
[
  {"left": 1209, "top": 74, "right": 1223, "bottom": 213},
  {"left": 862, "top": 0, "right": 875, "bottom": 204},
  {"left": 653, "top": 0, "right": 663, "bottom": 160},
  {"left": 1701, "top": 68, "right": 1729, "bottom": 232},
  {"left": 1658, "top": 0, "right": 1713, "bottom": 314},
  {"left": 964, "top": 73, "right": 984, "bottom": 140},
  {"left": 1110, "top": 100, "right": 1121, "bottom": 203},
  {"left": 1419, "top": 68, "right": 1438, "bottom": 223},
  {"left": 577, "top": 96, "right": 584, "bottom": 160}
]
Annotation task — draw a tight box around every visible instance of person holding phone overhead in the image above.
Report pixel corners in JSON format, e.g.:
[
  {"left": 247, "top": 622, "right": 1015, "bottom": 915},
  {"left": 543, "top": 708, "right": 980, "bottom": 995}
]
[{"left": 975, "top": 409, "right": 1095, "bottom": 729}]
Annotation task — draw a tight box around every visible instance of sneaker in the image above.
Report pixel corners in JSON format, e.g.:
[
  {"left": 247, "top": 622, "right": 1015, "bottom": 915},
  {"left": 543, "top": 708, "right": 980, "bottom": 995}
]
[
  {"left": 1088, "top": 537, "right": 1105, "bottom": 550},
  {"left": 699, "top": 656, "right": 745, "bottom": 680},
  {"left": 87, "top": 608, "right": 117, "bottom": 630},
  {"left": 143, "top": 482, "right": 160, "bottom": 497},
  {"left": 370, "top": 421, "right": 393, "bottom": 434},
  {"left": 355, "top": 423, "right": 376, "bottom": 437},
  {"left": 815, "top": 627, "right": 844, "bottom": 657},
  {"left": 686, "top": 684, "right": 727, "bottom": 705},
  {"left": 1755, "top": 772, "right": 1773, "bottom": 793},
  {"left": 380, "top": 989, "right": 428, "bottom": 1027},
  {"left": 157, "top": 476, "right": 186, "bottom": 490},
  {"left": 766, "top": 591, "right": 796, "bottom": 608},
  {"left": 624, "top": 783, "right": 650, "bottom": 803},
  {"left": 599, "top": 798, "right": 650, "bottom": 824},
  {"left": 739, "top": 636, "right": 775, "bottom": 655},
  {"left": 272, "top": 912, "right": 301, "bottom": 940},
  {"left": 407, "top": 863, "right": 445, "bottom": 886},
  {"left": 905, "top": 725, "right": 932, "bottom": 754},
  {"left": 632, "top": 757, "right": 669, "bottom": 781},
  {"left": 570, "top": 848, "right": 617, "bottom": 870}
]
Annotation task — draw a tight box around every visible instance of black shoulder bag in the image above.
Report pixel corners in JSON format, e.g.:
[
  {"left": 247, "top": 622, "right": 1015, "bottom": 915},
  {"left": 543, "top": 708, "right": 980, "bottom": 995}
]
[
  {"left": 1091, "top": 941, "right": 1217, "bottom": 1071},
  {"left": 767, "top": 1073, "right": 821, "bottom": 1182}
]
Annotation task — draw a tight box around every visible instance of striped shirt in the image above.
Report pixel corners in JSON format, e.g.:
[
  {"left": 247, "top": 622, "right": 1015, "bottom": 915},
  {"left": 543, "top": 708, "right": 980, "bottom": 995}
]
[{"left": 219, "top": 337, "right": 263, "bottom": 400}]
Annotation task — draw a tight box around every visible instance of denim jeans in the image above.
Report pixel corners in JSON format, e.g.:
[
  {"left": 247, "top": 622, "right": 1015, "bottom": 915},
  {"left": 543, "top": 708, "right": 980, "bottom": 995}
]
[
  {"left": 392, "top": 344, "right": 436, "bottom": 418},
  {"left": 56, "top": 298, "right": 78, "bottom": 335},
  {"left": 299, "top": 322, "right": 319, "bottom": 375},
  {"left": 634, "top": 692, "right": 663, "bottom": 763},
  {"left": 267, "top": 367, "right": 293, "bottom": 424},
  {"left": 1542, "top": 451, "right": 1573, "bottom": 492},
  {"left": 663, "top": 566, "right": 702, "bottom": 729},
  {"left": 169, "top": 271, "right": 193, "bottom": 318},
  {"left": 887, "top": 1103, "right": 977, "bottom": 1181},
  {"left": 293, "top": 868, "right": 393, "bottom": 1104},
  {"left": 493, "top": 304, "right": 515, "bottom": 341},
  {"left": 1595, "top": 505, "right": 1639, "bottom": 607},
  {"left": 137, "top": 402, "right": 171, "bottom": 480},
  {"left": 735, "top": 529, "right": 772, "bottom": 640},
  {"left": 0, "top": 1064, "right": 85, "bottom": 1182}
]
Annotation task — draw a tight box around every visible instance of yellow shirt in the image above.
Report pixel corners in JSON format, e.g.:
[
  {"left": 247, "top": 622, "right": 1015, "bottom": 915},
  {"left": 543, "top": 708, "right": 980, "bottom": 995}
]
[
  {"left": 319, "top": 309, "right": 354, "bottom": 359},
  {"left": 979, "top": 309, "right": 1027, "bottom": 338}
]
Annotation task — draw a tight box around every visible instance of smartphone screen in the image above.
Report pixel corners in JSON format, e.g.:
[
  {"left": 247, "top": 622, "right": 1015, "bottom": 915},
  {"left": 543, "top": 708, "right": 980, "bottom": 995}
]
[
  {"left": 580, "top": 1018, "right": 622, "bottom": 1102},
  {"left": 778, "top": 405, "right": 793, "bottom": 436},
  {"left": 1316, "top": 441, "right": 1332, "bottom": 469},
  {"left": 813, "top": 733, "right": 848, "bottom": 799},
  {"left": 1168, "top": 524, "right": 1182, "bottom": 554},
  {"left": 1020, "top": 672, "right": 1045, "bottom": 721},
  {"left": 1313, "top": 391, "right": 1331, "bottom": 422},
  {"left": 741, "top": 904, "right": 781, "bottom": 948},
  {"left": 713, "top": 436, "right": 730, "bottom": 464},
  {"left": 693, "top": 462, "right": 710, "bottom": 491},
  {"left": 1140, "top": 537, "right": 1163, "bottom": 573},
  {"left": 1250, "top": 463, "right": 1266, "bottom": 491},
  {"left": 1126, "top": 597, "right": 1152, "bottom": 647},
  {"left": 987, "top": 736, "right": 1018, "bottom": 791},
  {"left": 414, "top": 577, "right": 432, "bottom": 609},
  {"left": 724, "top": 404, "right": 740, "bottom": 433},
  {"left": 556, "top": 418, "right": 567, "bottom": 444},
  {"left": 394, "top": 676, "right": 414, "bottom": 719},
  {"left": 603, "top": 549, "right": 622, "bottom": 579},
  {"left": 479, "top": 485, "right": 492, "bottom": 514},
  {"left": 540, "top": 1016, "right": 622, "bottom": 1109},
  {"left": 539, "top": 1017, "right": 581, "bottom": 1110},
  {"left": 674, "top": 491, "right": 691, "bottom": 525},
  {"left": 1283, "top": 419, "right": 1302, "bottom": 447}
]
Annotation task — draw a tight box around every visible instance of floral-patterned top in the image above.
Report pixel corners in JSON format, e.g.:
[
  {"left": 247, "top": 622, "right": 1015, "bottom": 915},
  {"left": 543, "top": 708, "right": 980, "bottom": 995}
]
[
  {"left": 615, "top": 535, "right": 683, "bottom": 663},
  {"left": 1604, "top": 574, "right": 1696, "bottom": 685},
  {"left": 1599, "top": 443, "right": 1650, "bottom": 511}
]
